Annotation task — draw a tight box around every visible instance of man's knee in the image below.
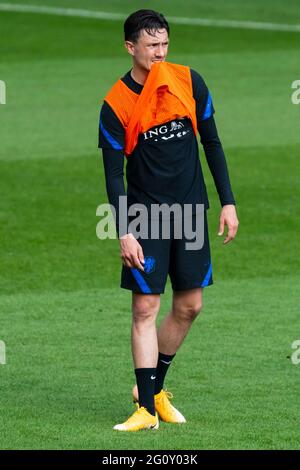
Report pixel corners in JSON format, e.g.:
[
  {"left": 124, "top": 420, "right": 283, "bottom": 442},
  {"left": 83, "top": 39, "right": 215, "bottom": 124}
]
[
  {"left": 172, "top": 296, "right": 202, "bottom": 323},
  {"left": 132, "top": 294, "right": 160, "bottom": 324}
]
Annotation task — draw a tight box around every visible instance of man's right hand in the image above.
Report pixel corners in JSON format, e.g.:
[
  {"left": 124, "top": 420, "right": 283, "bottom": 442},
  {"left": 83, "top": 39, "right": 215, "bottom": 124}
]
[{"left": 119, "top": 233, "right": 145, "bottom": 271}]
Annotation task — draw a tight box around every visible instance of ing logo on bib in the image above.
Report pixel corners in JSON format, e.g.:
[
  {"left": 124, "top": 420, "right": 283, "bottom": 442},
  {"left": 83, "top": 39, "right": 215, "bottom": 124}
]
[{"left": 143, "top": 118, "right": 191, "bottom": 143}]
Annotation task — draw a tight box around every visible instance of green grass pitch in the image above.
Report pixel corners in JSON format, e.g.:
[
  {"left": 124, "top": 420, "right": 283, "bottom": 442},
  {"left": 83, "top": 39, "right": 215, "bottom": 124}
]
[{"left": 0, "top": 0, "right": 300, "bottom": 450}]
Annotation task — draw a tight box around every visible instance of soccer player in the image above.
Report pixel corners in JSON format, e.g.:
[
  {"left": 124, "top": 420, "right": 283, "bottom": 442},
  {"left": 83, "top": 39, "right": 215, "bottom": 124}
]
[{"left": 98, "top": 10, "right": 239, "bottom": 431}]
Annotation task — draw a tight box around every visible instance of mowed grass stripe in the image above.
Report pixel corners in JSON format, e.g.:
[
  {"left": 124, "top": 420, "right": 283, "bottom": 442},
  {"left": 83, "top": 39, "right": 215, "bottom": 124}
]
[
  {"left": 1, "top": 10, "right": 300, "bottom": 65},
  {"left": 1, "top": 3, "right": 300, "bottom": 32},
  {"left": 0, "top": 142, "right": 299, "bottom": 294},
  {"left": 2, "top": 0, "right": 300, "bottom": 25},
  {"left": 0, "top": 280, "right": 299, "bottom": 449},
  {"left": 1, "top": 13, "right": 299, "bottom": 167}
]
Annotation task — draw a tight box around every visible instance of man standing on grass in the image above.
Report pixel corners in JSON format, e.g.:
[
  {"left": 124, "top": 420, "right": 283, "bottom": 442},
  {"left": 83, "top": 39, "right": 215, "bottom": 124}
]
[{"left": 98, "top": 9, "right": 239, "bottom": 431}]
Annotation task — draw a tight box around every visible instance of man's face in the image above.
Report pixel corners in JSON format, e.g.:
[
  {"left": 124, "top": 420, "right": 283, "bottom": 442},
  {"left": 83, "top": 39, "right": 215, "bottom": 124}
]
[{"left": 125, "top": 28, "right": 169, "bottom": 72}]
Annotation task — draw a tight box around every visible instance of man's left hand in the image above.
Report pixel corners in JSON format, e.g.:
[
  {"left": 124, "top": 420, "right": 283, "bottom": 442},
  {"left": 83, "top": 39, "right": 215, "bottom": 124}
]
[{"left": 218, "top": 204, "right": 239, "bottom": 244}]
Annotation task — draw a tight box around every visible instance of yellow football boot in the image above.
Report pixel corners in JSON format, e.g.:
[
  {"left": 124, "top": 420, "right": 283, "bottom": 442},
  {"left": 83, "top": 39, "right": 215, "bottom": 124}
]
[
  {"left": 132, "top": 385, "right": 186, "bottom": 424},
  {"left": 113, "top": 404, "right": 159, "bottom": 432}
]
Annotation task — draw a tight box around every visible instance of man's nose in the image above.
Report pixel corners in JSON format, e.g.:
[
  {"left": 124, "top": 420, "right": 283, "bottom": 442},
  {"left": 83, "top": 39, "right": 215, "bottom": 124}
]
[{"left": 155, "top": 45, "right": 164, "bottom": 57}]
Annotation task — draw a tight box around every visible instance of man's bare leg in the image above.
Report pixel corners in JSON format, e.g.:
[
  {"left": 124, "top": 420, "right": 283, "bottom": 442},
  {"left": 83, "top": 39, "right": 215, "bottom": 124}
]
[
  {"left": 157, "top": 288, "right": 203, "bottom": 355},
  {"left": 131, "top": 292, "right": 160, "bottom": 367},
  {"left": 131, "top": 292, "right": 160, "bottom": 416},
  {"left": 133, "top": 288, "right": 203, "bottom": 400}
]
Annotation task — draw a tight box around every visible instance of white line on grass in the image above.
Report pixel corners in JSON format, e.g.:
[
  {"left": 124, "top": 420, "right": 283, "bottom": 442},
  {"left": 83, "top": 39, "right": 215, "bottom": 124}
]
[{"left": 0, "top": 3, "right": 300, "bottom": 33}]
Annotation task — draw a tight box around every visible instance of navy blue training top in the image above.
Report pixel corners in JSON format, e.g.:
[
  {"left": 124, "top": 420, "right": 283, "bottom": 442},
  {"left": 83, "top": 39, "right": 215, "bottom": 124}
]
[{"left": 99, "top": 68, "right": 235, "bottom": 234}]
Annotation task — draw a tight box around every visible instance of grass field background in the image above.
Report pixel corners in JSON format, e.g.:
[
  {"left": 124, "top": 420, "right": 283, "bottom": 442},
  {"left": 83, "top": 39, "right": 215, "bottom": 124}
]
[{"left": 0, "top": 0, "right": 300, "bottom": 449}]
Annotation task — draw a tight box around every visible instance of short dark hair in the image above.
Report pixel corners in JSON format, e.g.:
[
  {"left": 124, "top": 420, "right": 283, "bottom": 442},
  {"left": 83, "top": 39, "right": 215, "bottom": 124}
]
[{"left": 124, "top": 9, "right": 169, "bottom": 43}]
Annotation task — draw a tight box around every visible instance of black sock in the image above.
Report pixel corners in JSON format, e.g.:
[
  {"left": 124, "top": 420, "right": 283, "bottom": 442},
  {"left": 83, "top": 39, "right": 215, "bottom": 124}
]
[
  {"left": 154, "top": 352, "right": 176, "bottom": 395},
  {"left": 134, "top": 368, "right": 156, "bottom": 416}
]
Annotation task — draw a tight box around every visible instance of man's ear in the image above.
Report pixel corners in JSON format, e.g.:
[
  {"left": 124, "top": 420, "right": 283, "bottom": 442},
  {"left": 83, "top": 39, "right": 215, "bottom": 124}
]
[{"left": 125, "top": 41, "right": 135, "bottom": 56}]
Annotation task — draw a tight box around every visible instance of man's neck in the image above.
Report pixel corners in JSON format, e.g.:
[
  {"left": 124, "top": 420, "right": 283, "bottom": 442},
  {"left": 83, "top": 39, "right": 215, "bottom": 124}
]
[{"left": 130, "top": 66, "right": 149, "bottom": 86}]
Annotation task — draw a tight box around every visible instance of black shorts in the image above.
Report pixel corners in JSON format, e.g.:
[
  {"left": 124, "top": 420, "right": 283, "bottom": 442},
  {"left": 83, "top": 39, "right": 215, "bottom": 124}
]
[{"left": 121, "top": 211, "right": 213, "bottom": 294}]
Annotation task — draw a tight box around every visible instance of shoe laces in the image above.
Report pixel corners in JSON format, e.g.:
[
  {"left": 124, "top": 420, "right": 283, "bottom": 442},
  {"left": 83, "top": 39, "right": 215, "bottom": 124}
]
[
  {"left": 164, "top": 390, "right": 173, "bottom": 400},
  {"left": 157, "top": 389, "right": 173, "bottom": 402},
  {"left": 127, "top": 405, "right": 149, "bottom": 424}
]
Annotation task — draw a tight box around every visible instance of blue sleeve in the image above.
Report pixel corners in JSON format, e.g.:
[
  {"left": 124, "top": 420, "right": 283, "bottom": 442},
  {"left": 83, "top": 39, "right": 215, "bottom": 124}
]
[
  {"left": 98, "top": 101, "right": 125, "bottom": 150},
  {"left": 190, "top": 68, "right": 215, "bottom": 123},
  {"left": 199, "top": 116, "right": 236, "bottom": 207},
  {"left": 101, "top": 147, "right": 128, "bottom": 237},
  {"left": 191, "top": 69, "right": 235, "bottom": 207}
]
